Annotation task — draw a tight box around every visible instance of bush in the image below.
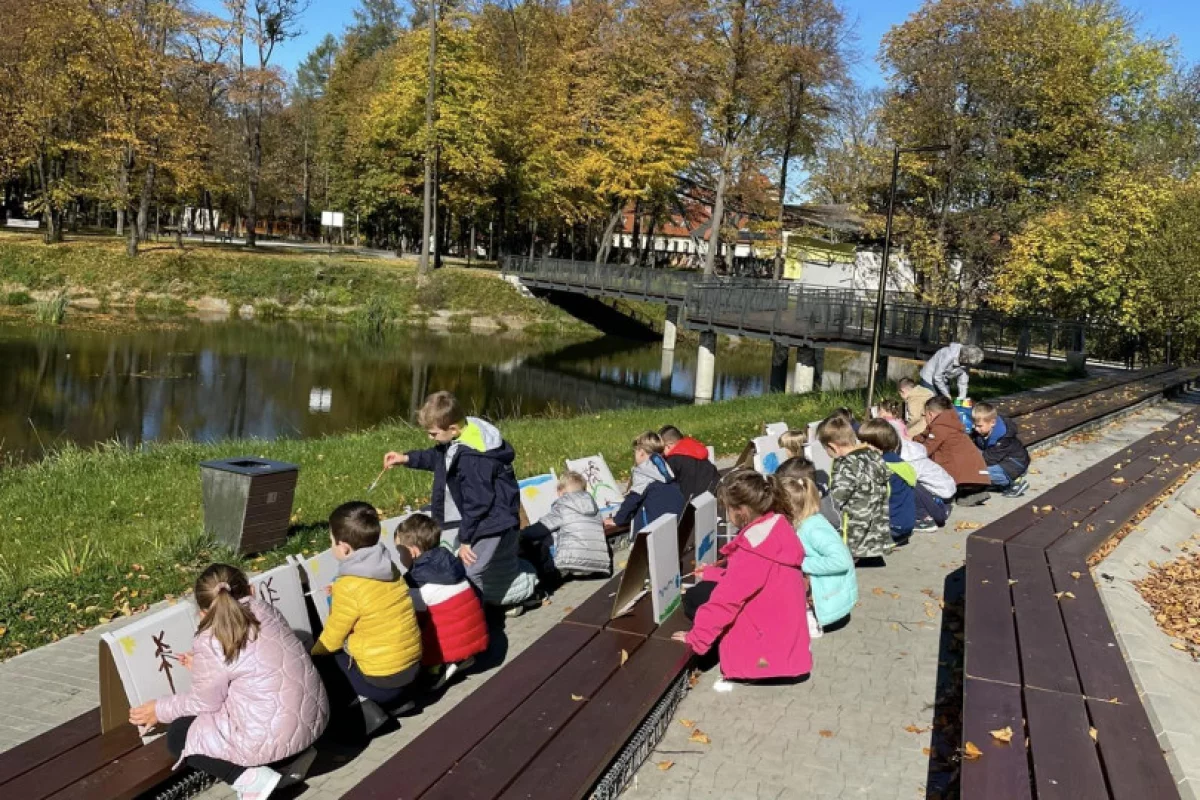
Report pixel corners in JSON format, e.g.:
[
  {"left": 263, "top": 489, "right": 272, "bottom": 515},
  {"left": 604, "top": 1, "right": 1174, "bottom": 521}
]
[
  {"left": 33, "top": 291, "right": 69, "bottom": 324},
  {"left": 3, "top": 291, "right": 32, "bottom": 306}
]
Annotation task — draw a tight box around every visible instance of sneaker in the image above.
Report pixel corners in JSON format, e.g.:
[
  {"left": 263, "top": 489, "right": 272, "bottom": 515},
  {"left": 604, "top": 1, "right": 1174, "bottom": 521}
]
[
  {"left": 807, "top": 608, "right": 823, "bottom": 639},
  {"left": 1003, "top": 476, "right": 1029, "bottom": 498},
  {"left": 233, "top": 766, "right": 282, "bottom": 800},
  {"left": 892, "top": 533, "right": 912, "bottom": 548},
  {"left": 354, "top": 697, "right": 388, "bottom": 737},
  {"left": 433, "top": 657, "right": 473, "bottom": 691},
  {"left": 956, "top": 492, "right": 989, "bottom": 507},
  {"left": 914, "top": 518, "right": 939, "bottom": 534},
  {"left": 712, "top": 678, "right": 735, "bottom": 693}
]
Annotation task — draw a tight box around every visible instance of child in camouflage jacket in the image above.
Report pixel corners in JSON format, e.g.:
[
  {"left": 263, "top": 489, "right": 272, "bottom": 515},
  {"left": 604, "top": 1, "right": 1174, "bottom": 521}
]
[{"left": 817, "top": 415, "right": 893, "bottom": 559}]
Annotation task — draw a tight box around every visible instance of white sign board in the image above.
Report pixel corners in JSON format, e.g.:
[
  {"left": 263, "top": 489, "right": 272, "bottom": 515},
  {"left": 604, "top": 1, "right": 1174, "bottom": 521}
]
[
  {"left": 297, "top": 549, "right": 339, "bottom": 624},
  {"left": 321, "top": 211, "right": 345, "bottom": 228},
  {"left": 250, "top": 562, "right": 311, "bottom": 641},
  {"left": 4, "top": 217, "right": 39, "bottom": 229},
  {"left": 752, "top": 435, "right": 786, "bottom": 475},
  {"left": 805, "top": 420, "right": 833, "bottom": 479},
  {"left": 518, "top": 472, "right": 558, "bottom": 525},
  {"left": 645, "top": 514, "right": 682, "bottom": 624},
  {"left": 691, "top": 492, "right": 719, "bottom": 570},
  {"left": 764, "top": 422, "right": 788, "bottom": 438},
  {"left": 566, "top": 454, "right": 623, "bottom": 516},
  {"left": 380, "top": 512, "right": 415, "bottom": 572},
  {"left": 308, "top": 388, "right": 332, "bottom": 413},
  {"left": 100, "top": 601, "right": 198, "bottom": 735}
]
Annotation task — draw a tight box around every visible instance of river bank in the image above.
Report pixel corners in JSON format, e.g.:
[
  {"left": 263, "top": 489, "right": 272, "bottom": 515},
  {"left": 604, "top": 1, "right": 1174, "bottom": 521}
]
[{"left": 0, "top": 234, "right": 592, "bottom": 335}]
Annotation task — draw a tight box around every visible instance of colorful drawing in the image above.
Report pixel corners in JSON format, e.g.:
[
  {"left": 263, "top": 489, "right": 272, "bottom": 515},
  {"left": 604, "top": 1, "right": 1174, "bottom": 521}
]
[
  {"left": 153, "top": 632, "right": 178, "bottom": 694},
  {"left": 644, "top": 514, "right": 682, "bottom": 624},
  {"left": 566, "top": 455, "right": 623, "bottom": 515},
  {"left": 100, "top": 601, "right": 198, "bottom": 712},
  {"left": 691, "top": 492, "right": 719, "bottom": 570},
  {"left": 297, "top": 549, "right": 340, "bottom": 625},
  {"left": 518, "top": 472, "right": 558, "bottom": 524},
  {"left": 752, "top": 435, "right": 787, "bottom": 475}
]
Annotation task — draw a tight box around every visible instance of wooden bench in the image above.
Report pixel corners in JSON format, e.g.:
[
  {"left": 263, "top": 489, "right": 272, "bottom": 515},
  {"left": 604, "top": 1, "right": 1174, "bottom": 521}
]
[
  {"left": 995, "top": 365, "right": 1176, "bottom": 418},
  {"left": 961, "top": 409, "right": 1200, "bottom": 799}
]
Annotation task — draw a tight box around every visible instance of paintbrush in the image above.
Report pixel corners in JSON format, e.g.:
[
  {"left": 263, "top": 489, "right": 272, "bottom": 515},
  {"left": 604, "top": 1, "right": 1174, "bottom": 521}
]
[{"left": 366, "top": 465, "right": 389, "bottom": 494}]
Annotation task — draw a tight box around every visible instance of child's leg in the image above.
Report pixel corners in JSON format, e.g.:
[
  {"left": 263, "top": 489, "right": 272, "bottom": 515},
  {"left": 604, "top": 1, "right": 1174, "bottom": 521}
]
[
  {"left": 683, "top": 580, "right": 718, "bottom": 621},
  {"left": 986, "top": 464, "right": 1012, "bottom": 489},
  {"left": 334, "top": 652, "right": 415, "bottom": 705},
  {"left": 468, "top": 530, "right": 537, "bottom": 606},
  {"left": 167, "top": 717, "right": 247, "bottom": 786}
]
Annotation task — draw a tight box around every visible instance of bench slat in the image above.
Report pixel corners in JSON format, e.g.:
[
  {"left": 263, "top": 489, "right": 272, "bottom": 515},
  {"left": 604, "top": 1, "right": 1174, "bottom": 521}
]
[
  {"left": 421, "top": 629, "right": 646, "bottom": 800},
  {"left": 497, "top": 637, "right": 691, "bottom": 800},
  {"left": 43, "top": 736, "right": 174, "bottom": 800},
  {"left": 1, "top": 724, "right": 143, "bottom": 800},
  {"left": 605, "top": 592, "right": 659, "bottom": 637},
  {"left": 1024, "top": 686, "right": 1108, "bottom": 799},
  {"left": 0, "top": 709, "right": 101, "bottom": 787},
  {"left": 562, "top": 575, "right": 622, "bottom": 629},
  {"left": 650, "top": 604, "right": 691, "bottom": 641},
  {"left": 1007, "top": 546, "right": 1080, "bottom": 695},
  {"left": 343, "top": 622, "right": 597, "bottom": 800},
  {"left": 1086, "top": 697, "right": 1181, "bottom": 800},
  {"left": 960, "top": 677, "right": 1031, "bottom": 800},
  {"left": 963, "top": 537, "right": 1021, "bottom": 686}
]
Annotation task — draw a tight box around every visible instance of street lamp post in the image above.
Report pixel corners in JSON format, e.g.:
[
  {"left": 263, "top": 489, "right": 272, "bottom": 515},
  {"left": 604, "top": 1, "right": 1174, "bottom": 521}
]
[{"left": 863, "top": 143, "right": 951, "bottom": 417}]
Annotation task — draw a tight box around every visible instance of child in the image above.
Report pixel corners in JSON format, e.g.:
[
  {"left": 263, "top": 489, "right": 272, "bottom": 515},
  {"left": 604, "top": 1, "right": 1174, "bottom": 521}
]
[
  {"left": 778, "top": 429, "right": 810, "bottom": 461},
  {"left": 311, "top": 502, "right": 423, "bottom": 724},
  {"left": 609, "top": 431, "right": 686, "bottom": 537},
  {"left": 779, "top": 475, "right": 857, "bottom": 629},
  {"left": 858, "top": 419, "right": 917, "bottom": 545},
  {"left": 898, "top": 437, "right": 956, "bottom": 531},
  {"left": 673, "top": 470, "right": 811, "bottom": 689},
  {"left": 817, "top": 415, "right": 893, "bottom": 559},
  {"left": 877, "top": 398, "right": 909, "bottom": 440},
  {"left": 384, "top": 391, "right": 537, "bottom": 610},
  {"left": 831, "top": 406, "right": 860, "bottom": 433},
  {"left": 396, "top": 513, "right": 489, "bottom": 688},
  {"left": 775, "top": 457, "right": 839, "bottom": 530},
  {"left": 898, "top": 377, "right": 935, "bottom": 438},
  {"left": 659, "top": 425, "right": 720, "bottom": 503},
  {"left": 971, "top": 402, "right": 1031, "bottom": 497},
  {"left": 519, "top": 471, "right": 611, "bottom": 588},
  {"left": 130, "top": 564, "right": 329, "bottom": 799},
  {"left": 914, "top": 395, "right": 989, "bottom": 502}
]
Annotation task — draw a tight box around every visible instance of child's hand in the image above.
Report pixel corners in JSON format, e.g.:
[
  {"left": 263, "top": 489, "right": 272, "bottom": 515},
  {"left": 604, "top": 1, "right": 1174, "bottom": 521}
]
[
  {"left": 177, "top": 652, "right": 193, "bottom": 670},
  {"left": 384, "top": 451, "right": 408, "bottom": 469},
  {"left": 671, "top": 631, "right": 689, "bottom": 643},
  {"left": 459, "top": 543, "right": 478, "bottom": 566},
  {"left": 129, "top": 700, "right": 159, "bottom": 728}
]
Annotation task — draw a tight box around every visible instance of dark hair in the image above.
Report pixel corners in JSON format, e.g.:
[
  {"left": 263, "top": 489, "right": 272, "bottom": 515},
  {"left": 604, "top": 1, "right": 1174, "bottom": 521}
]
[
  {"left": 858, "top": 418, "right": 901, "bottom": 453},
  {"left": 658, "top": 425, "right": 683, "bottom": 445},
  {"left": 330, "top": 501, "right": 381, "bottom": 550},
  {"left": 878, "top": 398, "right": 903, "bottom": 417},
  {"left": 195, "top": 564, "right": 259, "bottom": 664},
  {"left": 925, "top": 395, "right": 953, "bottom": 414},
  {"left": 897, "top": 377, "right": 917, "bottom": 390},
  {"left": 396, "top": 513, "right": 440, "bottom": 553},
  {"left": 774, "top": 457, "right": 816, "bottom": 482},
  {"left": 832, "top": 406, "right": 858, "bottom": 425},
  {"left": 717, "top": 469, "right": 792, "bottom": 517}
]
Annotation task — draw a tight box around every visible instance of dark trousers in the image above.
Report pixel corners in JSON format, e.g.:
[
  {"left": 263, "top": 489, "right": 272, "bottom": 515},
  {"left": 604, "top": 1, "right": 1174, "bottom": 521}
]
[
  {"left": 683, "top": 580, "right": 718, "bottom": 621},
  {"left": 519, "top": 526, "right": 562, "bottom": 589},
  {"left": 334, "top": 652, "right": 414, "bottom": 705},
  {"left": 167, "top": 717, "right": 245, "bottom": 786},
  {"left": 914, "top": 484, "right": 949, "bottom": 525}
]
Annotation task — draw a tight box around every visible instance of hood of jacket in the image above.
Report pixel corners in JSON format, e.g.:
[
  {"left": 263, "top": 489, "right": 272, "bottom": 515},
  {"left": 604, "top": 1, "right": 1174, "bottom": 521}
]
[
  {"left": 668, "top": 437, "right": 710, "bottom": 461},
  {"left": 985, "top": 416, "right": 1013, "bottom": 448},
  {"left": 882, "top": 451, "right": 918, "bottom": 486},
  {"left": 722, "top": 512, "right": 803, "bottom": 569},
  {"left": 555, "top": 490, "right": 599, "bottom": 517},
  {"left": 338, "top": 542, "right": 395, "bottom": 581},
  {"left": 899, "top": 439, "right": 928, "bottom": 461},
  {"left": 447, "top": 416, "right": 515, "bottom": 468},
  {"left": 629, "top": 452, "right": 675, "bottom": 495},
  {"left": 409, "top": 544, "right": 468, "bottom": 587}
]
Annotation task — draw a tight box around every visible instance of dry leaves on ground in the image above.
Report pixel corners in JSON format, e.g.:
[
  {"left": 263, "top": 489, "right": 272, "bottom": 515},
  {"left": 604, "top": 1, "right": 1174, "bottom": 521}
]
[
  {"left": 955, "top": 521, "right": 982, "bottom": 531},
  {"left": 656, "top": 761, "right": 674, "bottom": 771},
  {"left": 904, "top": 724, "right": 929, "bottom": 734},
  {"left": 619, "top": 649, "right": 629, "bottom": 666},
  {"left": 679, "top": 718, "right": 695, "bottom": 728},
  {"left": 689, "top": 729, "right": 712, "bottom": 745},
  {"left": 962, "top": 741, "right": 983, "bottom": 760},
  {"left": 1135, "top": 552, "right": 1200, "bottom": 655},
  {"left": 989, "top": 726, "right": 1013, "bottom": 743},
  {"left": 1089, "top": 727, "right": 1098, "bottom": 741},
  {"left": 818, "top": 730, "right": 835, "bottom": 738},
  {"left": 570, "top": 694, "right": 585, "bottom": 701}
]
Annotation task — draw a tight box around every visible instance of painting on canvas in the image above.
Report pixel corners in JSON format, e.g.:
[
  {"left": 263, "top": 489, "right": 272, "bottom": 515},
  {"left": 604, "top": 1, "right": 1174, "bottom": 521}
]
[
  {"left": 644, "top": 514, "right": 682, "bottom": 624},
  {"left": 691, "top": 492, "right": 719, "bottom": 571},
  {"left": 565, "top": 454, "right": 623, "bottom": 515},
  {"left": 806, "top": 420, "right": 833, "bottom": 478},
  {"left": 752, "top": 435, "right": 787, "bottom": 475},
  {"left": 298, "top": 549, "right": 339, "bottom": 624},
  {"left": 764, "top": 421, "right": 788, "bottom": 438},
  {"left": 250, "top": 562, "right": 311, "bottom": 640},
  {"left": 381, "top": 511, "right": 416, "bottom": 572},
  {"left": 101, "top": 601, "right": 199, "bottom": 718},
  {"left": 518, "top": 472, "right": 558, "bottom": 525}
]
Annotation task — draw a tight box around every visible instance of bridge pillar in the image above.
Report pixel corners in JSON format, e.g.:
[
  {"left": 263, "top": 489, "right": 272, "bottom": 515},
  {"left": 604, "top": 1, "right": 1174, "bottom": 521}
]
[
  {"left": 663, "top": 304, "right": 680, "bottom": 352},
  {"left": 695, "top": 331, "right": 717, "bottom": 404},
  {"left": 660, "top": 348, "right": 675, "bottom": 393},
  {"left": 769, "top": 341, "right": 789, "bottom": 393},
  {"left": 792, "top": 346, "right": 824, "bottom": 394}
]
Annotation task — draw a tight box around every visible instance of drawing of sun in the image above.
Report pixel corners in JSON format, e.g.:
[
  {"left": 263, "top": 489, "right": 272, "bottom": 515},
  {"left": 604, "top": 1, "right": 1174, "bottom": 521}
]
[{"left": 119, "top": 636, "right": 137, "bottom": 655}]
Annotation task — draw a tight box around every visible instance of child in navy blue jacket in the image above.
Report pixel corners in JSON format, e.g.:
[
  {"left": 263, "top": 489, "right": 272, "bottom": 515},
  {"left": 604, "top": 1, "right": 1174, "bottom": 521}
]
[
  {"left": 858, "top": 419, "right": 917, "bottom": 545},
  {"left": 606, "top": 431, "right": 686, "bottom": 541},
  {"left": 384, "top": 391, "right": 537, "bottom": 611}
]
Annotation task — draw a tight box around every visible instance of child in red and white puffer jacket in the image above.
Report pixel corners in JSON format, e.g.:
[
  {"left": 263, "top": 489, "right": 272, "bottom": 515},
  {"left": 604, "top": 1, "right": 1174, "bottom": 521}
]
[{"left": 396, "top": 514, "right": 489, "bottom": 687}]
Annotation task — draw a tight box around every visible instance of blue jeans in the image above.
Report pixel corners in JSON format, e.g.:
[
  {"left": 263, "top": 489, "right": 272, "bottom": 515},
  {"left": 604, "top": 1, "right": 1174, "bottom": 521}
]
[{"left": 987, "top": 464, "right": 1012, "bottom": 488}]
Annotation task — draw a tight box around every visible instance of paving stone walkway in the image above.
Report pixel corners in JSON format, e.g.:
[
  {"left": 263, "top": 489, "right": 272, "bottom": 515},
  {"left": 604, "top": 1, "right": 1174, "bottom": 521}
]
[{"left": 0, "top": 399, "right": 1193, "bottom": 799}]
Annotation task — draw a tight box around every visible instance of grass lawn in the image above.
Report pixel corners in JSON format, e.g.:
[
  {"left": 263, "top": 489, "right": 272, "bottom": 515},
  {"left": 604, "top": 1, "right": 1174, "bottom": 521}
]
[{"left": 0, "top": 366, "right": 1068, "bottom": 659}]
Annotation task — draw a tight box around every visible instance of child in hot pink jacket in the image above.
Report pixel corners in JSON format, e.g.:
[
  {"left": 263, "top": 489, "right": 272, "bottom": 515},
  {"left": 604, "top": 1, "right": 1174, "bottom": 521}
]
[{"left": 674, "top": 470, "right": 812, "bottom": 682}]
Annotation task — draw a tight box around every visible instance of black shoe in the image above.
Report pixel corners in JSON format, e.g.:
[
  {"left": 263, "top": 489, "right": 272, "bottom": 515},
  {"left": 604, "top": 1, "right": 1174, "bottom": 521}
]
[
  {"left": 892, "top": 534, "right": 912, "bottom": 548},
  {"left": 354, "top": 697, "right": 388, "bottom": 737},
  {"left": 275, "top": 746, "right": 317, "bottom": 789},
  {"left": 956, "top": 492, "right": 989, "bottom": 507}
]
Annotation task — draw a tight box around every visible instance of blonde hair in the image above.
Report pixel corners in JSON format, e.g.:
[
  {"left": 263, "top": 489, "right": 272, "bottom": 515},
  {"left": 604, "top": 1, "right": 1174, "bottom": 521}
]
[
  {"left": 972, "top": 402, "right": 998, "bottom": 424},
  {"left": 558, "top": 471, "right": 587, "bottom": 493},
  {"left": 779, "top": 476, "right": 822, "bottom": 523},
  {"left": 195, "top": 564, "right": 260, "bottom": 664},
  {"left": 632, "top": 431, "right": 665, "bottom": 455},
  {"left": 778, "top": 429, "right": 809, "bottom": 459},
  {"left": 817, "top": 415, "right": 857, "bottom": 449},
  {"left": 717, "top": 469, "right": 792, "bottom": 518},
  {"left": 417, "top": 390, "right": 466, "bottom": 430}
]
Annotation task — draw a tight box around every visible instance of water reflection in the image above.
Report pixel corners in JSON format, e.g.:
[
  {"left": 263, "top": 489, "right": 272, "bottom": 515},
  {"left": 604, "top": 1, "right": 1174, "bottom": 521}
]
[{"left": 0, "top": 319, "right": 772, "bottom": 463}]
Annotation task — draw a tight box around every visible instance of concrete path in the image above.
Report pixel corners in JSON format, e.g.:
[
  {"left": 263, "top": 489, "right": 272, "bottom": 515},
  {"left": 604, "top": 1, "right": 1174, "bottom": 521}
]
[{"left": 0, "top": 398, "right": 1194, "bottom": 799}]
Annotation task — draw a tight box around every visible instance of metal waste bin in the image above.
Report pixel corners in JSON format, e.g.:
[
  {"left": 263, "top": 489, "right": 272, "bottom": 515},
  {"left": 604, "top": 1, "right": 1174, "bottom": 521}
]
[{"left": 200, "top": 457, "right": 299, "bottom": 554}]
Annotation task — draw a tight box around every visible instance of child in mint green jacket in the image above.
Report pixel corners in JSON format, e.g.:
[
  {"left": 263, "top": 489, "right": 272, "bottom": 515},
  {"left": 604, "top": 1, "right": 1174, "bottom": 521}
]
[{"left": 780, "top": 473, "right": 858, "bottom": 627}]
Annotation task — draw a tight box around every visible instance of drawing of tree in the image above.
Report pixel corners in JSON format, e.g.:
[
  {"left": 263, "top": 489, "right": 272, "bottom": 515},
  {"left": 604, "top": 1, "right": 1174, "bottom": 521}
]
[
  {"left": 153, "top": 631, "right": 177, "bottom": 694},
  {"left": 262, "top": 576, "right": 280, "bottom": 606}
]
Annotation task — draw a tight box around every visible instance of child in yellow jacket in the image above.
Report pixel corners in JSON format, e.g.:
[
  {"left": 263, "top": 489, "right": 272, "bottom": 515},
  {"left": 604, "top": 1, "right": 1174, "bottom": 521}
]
[{"left": 312, "top": 502, "right": 422, "bottom": 727}]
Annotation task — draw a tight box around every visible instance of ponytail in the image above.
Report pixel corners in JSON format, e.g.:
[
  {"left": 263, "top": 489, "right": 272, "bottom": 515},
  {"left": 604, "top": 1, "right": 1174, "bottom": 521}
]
[
  {"left": 718, "top": 469, "right": 794, "bottom": 518},
  {"left": 195, "top": 564, "right": 259, "bottom": 664},
  {"left": 777, "top": 476, "right": 821, "bottom": 523}
]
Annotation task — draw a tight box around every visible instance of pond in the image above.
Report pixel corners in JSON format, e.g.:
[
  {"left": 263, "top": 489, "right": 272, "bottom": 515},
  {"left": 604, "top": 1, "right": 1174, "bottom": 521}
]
[{"left": 0, "top": 318, "right": 779, "bottom": 464}]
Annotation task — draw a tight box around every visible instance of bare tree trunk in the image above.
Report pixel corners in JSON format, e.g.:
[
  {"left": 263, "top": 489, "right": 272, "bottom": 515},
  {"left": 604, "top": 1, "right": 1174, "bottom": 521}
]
[
  {"left": 246, "top": 117, "right": 261, "bottom": 247},
  {"left": 641, "top": 212, "right": 658, "bottom": 267},
  {"left": 136, "top": 160, "right": 157, "bottom": 243},
  {"left": 596, "top": 203, "right": 622, "bottom": 264},
  {"left": 773, "top": 140, "right": 792, "bottom": 280},
  {"left": 418, "top": 0, "right": 438, "bottom": 279},
  {"left": 704, "top": 146, "right": 731, "bottom": 276},
  {"left": 301, "top": 133, "right": 310, "bottom": 239}
]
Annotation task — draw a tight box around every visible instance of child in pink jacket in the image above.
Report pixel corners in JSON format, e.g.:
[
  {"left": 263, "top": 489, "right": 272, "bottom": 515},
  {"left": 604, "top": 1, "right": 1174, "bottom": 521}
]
[
  {"left": 130, "top": 564, "right": 329, "bottom": 800},
  {"left": 674, "top": 470, "right": 812, "bottom": 687}
]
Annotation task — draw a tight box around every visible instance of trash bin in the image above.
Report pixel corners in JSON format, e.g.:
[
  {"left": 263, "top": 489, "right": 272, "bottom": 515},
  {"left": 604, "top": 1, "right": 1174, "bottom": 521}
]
[{"left": 200, "top": 457, "right": 299, "bottom": 554}]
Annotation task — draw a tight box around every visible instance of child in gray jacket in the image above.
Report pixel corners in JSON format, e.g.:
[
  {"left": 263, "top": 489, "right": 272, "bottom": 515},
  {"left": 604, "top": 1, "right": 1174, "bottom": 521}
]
[{"left": 519, "top": 472, "right": 612, "bottom": 590}]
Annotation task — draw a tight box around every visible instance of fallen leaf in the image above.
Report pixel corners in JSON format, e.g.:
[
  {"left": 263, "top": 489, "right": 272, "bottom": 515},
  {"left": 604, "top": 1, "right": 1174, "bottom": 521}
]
[
  {"left": 922, "top": 747, "right": 932, "bottom": 756},
  {"left": 872, "top": 587, "right": 885, "bottom": 596},
  {"left": 904, "top": 724, "right": 928, "bottom": 734},
  {"left": 1089, "top": 727, "right": 1098, "bottom": 741},
  {"left": 1070, "top": 571, "right": 1082, "bottom": 580},
  {"left": 989, "top": 726, "right": 1013, "bottom": 743},
  {"left": 620, "top": 649, "right": 629, "bottom": 666},
  {"left": 955, "top": 521, "right": 982, "bottom": 531},
  {"left": 1112, "top": 477, "right": 1126, "bottom": 484},
  {"left": 571, "top": 694, "right": 585, "bottom": 701},
  {"left": 818, "top": 730, "right": 834, "bottom": 738},
  {"left": 689, "top": 729, "right": 712, "bottom": 744},
  {"left": 679, "top": 719, "right": 695, "bottom": 728},
  {"left": 563, "top": 606, "right": 574, "bottom": 614},
  {"left": 688, "top": 670, "right": 701, "bottom": 688},
  {"left": 1171, "top": 642, "right": 1189, "bottom": 651},
  {"left": 656, "top": 760, "right": 675, "bottom": 771},
  {"left": 963, "top": 741, "right": 983, "bottom": 760},
  {"left": 1008, "top": 579, "right": 1019, "bottom": 585}
]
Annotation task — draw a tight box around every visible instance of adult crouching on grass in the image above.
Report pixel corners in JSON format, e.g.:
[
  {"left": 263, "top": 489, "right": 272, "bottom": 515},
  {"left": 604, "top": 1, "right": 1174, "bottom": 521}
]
[{"left": 920, "top": 343, "right": 985, "bottom": 402}]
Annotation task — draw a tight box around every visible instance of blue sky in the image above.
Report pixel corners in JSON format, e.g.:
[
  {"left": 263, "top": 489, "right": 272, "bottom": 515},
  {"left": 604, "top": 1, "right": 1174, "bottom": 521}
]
[{"left": 232, "top": 0, "right": 1200, "bottom": 84}]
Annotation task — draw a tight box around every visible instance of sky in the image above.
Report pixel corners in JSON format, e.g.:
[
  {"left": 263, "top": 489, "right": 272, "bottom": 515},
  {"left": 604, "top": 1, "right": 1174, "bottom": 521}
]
[{"left": 217, "top": 0, "right": 1200, "bottom": 85}]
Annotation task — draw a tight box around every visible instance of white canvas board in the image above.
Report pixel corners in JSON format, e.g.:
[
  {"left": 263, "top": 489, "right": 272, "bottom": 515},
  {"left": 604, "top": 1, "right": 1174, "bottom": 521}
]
[
  {"left": 644, "top": 514, "right": 682, "bottom": 624},
  {"left": 691, "top": 492, "right": 719, "bottom": 570},
  {"left": 706, "top": 446, "right": 716, "bottom": 465},
  {"left": 381, "top": 511, "right": 415, "bottom": 573},
  {"left": 752, "top": 434, "right": 786, "bottom": 475},
  {"left": 566, "top": 454, "right": 623, "bottom": 516},
  {"left": 806, "top": 420, "right": 833, "bottom": 478},
  {"left": 250, "top": 562, "right": 311, "bottom": 640},
  {"left": 764, "top": 422, "right": 788, "bottom": 438},
  {"left": 298, "top": 549, "right": 339, "bottom": 624},
  {"left": 101, "top": 601, "right": 199, "bottom": 710},
  {"left": 518, "top": 471, "right": 558, "bottom": 525}
]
